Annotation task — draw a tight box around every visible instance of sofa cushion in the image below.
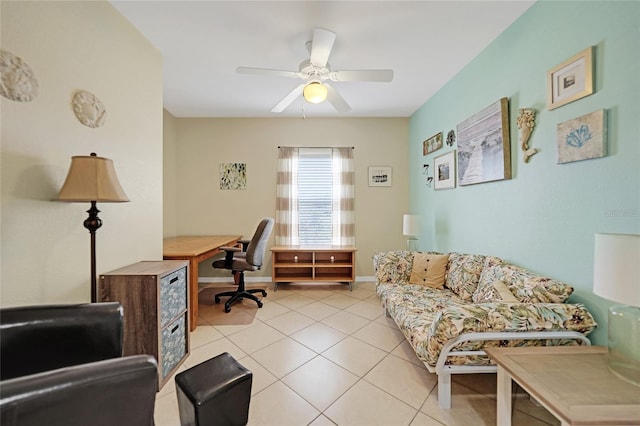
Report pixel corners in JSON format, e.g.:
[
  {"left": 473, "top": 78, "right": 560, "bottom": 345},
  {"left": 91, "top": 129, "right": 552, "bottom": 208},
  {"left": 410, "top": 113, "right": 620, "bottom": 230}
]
[
  {"left": 444, "top": 253, "right": 488, "bottom": 300},
  {"left": 423, "top": 302, "right": 597, "bottom": 366},
  {"left": 473, "top": 280, "right": 519, "bottom": 303},
  {"left": 477, "top": 261, "right": 574, "bottom": 303},
  {"left": 409, "top": 253, "right": 449, "bottom": 288},
  {"left": 373, "top": 251, "right": 441, "bottom": 285},
  {"left": 378, "top": 281, "right": 596, "bottom": 367}
]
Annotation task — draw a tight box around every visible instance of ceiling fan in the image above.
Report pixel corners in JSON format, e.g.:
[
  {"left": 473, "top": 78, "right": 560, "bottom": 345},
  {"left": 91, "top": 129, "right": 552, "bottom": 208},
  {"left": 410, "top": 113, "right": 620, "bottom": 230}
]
[{"left": 236, "top": 28, "right": 394, "bottom": 113}]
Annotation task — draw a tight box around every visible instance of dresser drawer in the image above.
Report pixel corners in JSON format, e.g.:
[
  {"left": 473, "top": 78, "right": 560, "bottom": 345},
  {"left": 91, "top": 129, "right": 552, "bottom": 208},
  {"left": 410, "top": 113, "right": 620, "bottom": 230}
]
[
  {"left": 160, "top": 266, "right": 187, "bottom": 327},
  {"left": 161, "top": 314, "right": 187, "bottom": 379}
]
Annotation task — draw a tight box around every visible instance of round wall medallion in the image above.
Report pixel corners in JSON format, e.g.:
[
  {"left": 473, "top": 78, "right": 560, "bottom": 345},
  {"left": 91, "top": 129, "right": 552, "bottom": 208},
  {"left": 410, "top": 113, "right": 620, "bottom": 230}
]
[
  {"left": 446, "top": 129, "right": 456, "bottom": 147},
  {"left": 0, "top": 49, "right": 39, "bottom": 102},
  {"left": 72, "top": 90, "right": 106, "bottom": 128}
]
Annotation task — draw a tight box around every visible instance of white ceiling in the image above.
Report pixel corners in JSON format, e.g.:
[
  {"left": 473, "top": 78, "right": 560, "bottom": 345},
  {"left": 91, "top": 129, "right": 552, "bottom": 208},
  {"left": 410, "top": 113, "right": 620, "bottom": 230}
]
[{"left": 111, "top": 1, "right": 534, "bottom": 118}]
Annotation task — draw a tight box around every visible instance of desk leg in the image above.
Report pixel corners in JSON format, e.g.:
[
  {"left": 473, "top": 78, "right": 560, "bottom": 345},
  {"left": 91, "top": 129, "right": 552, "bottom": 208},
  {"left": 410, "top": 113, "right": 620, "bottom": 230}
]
[
  {"left": 496, "top": 366, "right": 512, "bottom": 426},
  {"left": 189, "top": 258, "right": 199, "bottom": 331}
]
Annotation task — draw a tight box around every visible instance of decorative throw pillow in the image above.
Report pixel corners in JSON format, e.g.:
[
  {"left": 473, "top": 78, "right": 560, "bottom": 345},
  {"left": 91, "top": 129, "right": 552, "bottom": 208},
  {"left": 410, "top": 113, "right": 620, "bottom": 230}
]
[
  {"left": 444, "top": 252, "right": 486, "bottom": 300},
  {"left": 478, "top": 262, "right": 574, "bottom": 303},
  {"left": 409, "top": 253, "right": 449, "bottom": 288},
  {"left": 473, "top": 280, "right": 519, "bottom": 303}
]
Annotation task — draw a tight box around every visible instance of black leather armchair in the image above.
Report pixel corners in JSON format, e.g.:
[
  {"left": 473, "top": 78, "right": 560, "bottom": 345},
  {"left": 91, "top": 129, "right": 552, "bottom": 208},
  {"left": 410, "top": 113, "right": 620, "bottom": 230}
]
[{"left": 0, "top": 303, "right": 158, "bottom": 426}]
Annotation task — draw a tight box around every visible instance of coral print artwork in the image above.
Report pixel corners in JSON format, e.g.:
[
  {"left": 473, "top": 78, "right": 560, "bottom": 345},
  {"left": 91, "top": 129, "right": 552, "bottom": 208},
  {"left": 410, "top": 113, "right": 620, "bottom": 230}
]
[{"left": 556, "top": 109, "right": 605, "bottom": 164}]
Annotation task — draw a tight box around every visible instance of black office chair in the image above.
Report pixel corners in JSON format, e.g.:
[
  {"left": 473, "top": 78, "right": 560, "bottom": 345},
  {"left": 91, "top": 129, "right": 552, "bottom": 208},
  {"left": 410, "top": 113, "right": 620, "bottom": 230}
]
[{"left": 212, "top": 218, "right": 274, "bottom": 313}]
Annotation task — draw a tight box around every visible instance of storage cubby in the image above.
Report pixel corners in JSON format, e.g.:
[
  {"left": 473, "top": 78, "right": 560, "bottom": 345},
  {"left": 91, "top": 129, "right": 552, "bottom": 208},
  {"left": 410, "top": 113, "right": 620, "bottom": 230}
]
[
  {"left": 99, "top": 260, "right": 190, "bottom": 389},
  {"left": 271, "top": 246, "right": 356, "bottom": 290}
]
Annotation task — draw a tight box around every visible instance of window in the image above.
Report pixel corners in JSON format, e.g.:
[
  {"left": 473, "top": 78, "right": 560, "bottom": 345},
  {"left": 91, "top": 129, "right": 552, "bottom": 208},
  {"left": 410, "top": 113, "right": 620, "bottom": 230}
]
[
  {"left": 275, "top": 147, "right": 354, "bottom": 246},
  {"left": 298, "top": 149, "right": 332, "bottom": 244}
]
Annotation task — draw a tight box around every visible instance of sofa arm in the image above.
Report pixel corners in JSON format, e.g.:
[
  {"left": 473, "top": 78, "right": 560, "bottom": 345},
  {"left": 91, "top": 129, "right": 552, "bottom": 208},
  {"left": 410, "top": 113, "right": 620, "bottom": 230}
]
[
  {"left": 0, "top": 355, "right": 157, "bottom": 426},
  {"left": 426, "top": 302, "right": 597, "bottom": 360},
  {"left": 0, "top": 303, "right": 124, "bottom": 380}
]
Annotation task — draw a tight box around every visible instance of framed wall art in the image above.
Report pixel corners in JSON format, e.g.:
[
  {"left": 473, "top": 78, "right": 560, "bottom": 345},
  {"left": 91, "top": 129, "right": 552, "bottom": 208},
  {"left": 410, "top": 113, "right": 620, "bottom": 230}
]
[
  {"left": 456, "top": 97, "right": 511, "bottom": 186},
  {"left": 368, "top": 166, "right": 392, "bottom": 187},
  {"left": 557, "top": 109, "right": 606, "bottom": 164},
  {"left": 219, "top": 163, "right": 246, "bottom": 190},
  {"left": 423, "top": 132, "right": 443, "bottom": 155},
  {"left": 434, "top": 151, "right": 456, "bottom": 190},
  {"left": 547, "top": 47, "right": 594, "bottom": 110}
]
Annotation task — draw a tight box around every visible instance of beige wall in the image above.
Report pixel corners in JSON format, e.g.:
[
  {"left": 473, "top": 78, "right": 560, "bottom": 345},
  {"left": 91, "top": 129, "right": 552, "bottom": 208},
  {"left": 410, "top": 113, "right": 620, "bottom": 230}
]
[
  {"left": 165, "top": 117, "right": 410, "bottom": 279},
  {"left": 1, "top": 2, "right": 163, "bottom": 305},
  {"left": 163, "top": 110, "right": 178, "bottom": 237}
]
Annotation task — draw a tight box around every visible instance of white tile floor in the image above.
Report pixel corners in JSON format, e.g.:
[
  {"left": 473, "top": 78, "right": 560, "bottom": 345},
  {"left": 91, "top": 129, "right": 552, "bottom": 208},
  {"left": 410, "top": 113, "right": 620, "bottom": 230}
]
[{"left": 154, "top": 282, "right": 560, "bottom": 426}]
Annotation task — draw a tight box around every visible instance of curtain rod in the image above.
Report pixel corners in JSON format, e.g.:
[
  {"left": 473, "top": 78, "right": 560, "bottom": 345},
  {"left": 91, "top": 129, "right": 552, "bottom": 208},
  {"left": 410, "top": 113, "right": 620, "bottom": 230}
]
[{"left": 277, "top": 146, "right": 354, "bottom": 149}]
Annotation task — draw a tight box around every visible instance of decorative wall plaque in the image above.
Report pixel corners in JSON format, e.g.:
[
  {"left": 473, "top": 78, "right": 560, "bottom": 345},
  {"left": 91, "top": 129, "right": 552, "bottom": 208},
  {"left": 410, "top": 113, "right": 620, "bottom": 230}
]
[
  {"left": 72, "top": 90, "right": 106, "bottom": 128},
  {"left": 0, "top": 49, "right": 39, "bottom": 102}
]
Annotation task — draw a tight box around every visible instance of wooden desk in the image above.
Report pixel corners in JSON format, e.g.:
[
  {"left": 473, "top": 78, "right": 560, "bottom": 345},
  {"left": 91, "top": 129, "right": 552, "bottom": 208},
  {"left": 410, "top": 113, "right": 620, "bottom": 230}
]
[
  {"left": 485, "top": 346, "right": 640, "bottom": 426},
  {"left": 163, "top": 235, "right": 241, "bottom": 331}
]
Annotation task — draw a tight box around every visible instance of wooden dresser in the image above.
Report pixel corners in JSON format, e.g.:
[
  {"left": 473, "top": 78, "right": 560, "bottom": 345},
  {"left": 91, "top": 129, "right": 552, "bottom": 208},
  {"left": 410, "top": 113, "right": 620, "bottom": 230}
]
[{"left": 99, "top": 260, "right": 189, "bottom": 388}]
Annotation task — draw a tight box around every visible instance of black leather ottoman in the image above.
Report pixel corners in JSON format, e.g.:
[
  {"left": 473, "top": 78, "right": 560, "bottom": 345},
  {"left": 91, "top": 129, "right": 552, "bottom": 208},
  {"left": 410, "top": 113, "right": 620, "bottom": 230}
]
[{"left": 175, "top": 352, "right": 252, "bottom": 426}]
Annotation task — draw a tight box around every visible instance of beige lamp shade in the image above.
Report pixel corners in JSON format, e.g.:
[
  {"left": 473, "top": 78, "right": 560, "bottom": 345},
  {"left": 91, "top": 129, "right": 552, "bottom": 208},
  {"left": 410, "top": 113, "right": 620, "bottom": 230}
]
[
  {"left": 303, "top": 82, "right": 328, "bottom": 104},
  {"left": 57, "top": 154, "right": 129, "bottom": 202},
  {"left": 403, "top": 214, "right": 420, "bottom": 237},
  {"left": 593, "top": 233, "right": 640, "bottom": 307}
]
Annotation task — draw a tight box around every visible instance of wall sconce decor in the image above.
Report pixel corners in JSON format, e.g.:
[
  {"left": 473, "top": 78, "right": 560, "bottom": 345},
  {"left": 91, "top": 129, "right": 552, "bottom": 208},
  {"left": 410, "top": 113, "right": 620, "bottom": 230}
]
[
  {"left": 422, "top": 164, "right": 433, "bottom": 187},
  {"left": 517, "top": 108, "right": 538, "bottom": 163}
]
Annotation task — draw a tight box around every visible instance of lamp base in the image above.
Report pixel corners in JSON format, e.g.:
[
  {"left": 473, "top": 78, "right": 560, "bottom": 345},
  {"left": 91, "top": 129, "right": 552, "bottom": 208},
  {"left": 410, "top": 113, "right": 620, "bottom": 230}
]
[
  {"left": 406, "top": 237, "right": 417, "bottom": 252},
  {"left": 607, "top": 304, "right": 640, "bottom": 386}
]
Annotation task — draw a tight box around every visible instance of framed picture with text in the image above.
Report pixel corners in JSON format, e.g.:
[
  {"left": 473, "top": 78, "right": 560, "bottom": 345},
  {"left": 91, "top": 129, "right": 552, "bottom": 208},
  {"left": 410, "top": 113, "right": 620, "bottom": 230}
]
[
  {"left": 423, "top": 132, "right": 443, "bottom": 155},
  {"left": 368, "top": 166, "right": 392, "bottom": 187}
]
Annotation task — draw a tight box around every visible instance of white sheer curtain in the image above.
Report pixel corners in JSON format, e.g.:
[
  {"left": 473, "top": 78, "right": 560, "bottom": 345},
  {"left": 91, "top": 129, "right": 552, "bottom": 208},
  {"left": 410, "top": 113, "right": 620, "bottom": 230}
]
[{"left": 275, "top": 146, "right": 354, "bottom": 246}]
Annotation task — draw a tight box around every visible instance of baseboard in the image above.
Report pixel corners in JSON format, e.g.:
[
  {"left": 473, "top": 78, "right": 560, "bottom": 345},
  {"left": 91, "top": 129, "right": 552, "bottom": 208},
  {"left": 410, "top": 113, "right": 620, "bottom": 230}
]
[{"left": 198, "top": 276, "right": 375, "bottom": 284}]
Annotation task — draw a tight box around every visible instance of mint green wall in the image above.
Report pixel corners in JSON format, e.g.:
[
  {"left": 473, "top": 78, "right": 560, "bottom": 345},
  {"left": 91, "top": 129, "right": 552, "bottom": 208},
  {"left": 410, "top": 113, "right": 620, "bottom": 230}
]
[{"left": 409, "top": 1, "right": 639, "bottom": 346}]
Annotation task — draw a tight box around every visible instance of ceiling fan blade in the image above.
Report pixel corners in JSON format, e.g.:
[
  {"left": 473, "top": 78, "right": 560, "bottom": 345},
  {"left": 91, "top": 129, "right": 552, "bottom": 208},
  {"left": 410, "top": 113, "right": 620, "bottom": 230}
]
[
  {"left": 236, "top": 66, "right": 298, "bottom": 79},
  {"left": 325, "top": 84, "right": 351, "bottom": 113},
  {"left": 309, "top": 28, "right": 336, "bottom": 68},
  {"left": 271, "top": 84, "right": 305, "bottom": 113},
  {"left": 331, "top": 69, "right": 394, "bottom": 82}
]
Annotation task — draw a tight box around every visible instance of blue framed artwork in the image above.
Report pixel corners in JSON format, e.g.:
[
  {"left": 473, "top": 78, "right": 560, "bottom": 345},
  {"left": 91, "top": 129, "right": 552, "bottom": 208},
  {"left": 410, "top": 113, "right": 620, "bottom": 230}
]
[{"left": 557, "top": 109, "right": 605, "bottom": 164}]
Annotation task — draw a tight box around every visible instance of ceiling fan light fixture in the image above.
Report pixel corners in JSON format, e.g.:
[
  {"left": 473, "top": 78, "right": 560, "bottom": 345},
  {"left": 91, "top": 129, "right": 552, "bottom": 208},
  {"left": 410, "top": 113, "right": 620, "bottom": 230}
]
[{"left": 303, "top": 81, "right": 327, "bottom": 104}]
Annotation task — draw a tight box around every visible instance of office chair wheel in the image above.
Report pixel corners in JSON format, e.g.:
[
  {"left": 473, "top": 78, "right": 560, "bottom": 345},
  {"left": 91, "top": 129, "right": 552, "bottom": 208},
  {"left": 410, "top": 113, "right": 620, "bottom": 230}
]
[
  {"left": 257, "top": 301, "right": 263, "bottom": 308},
  {"left": 214, "top": 296, "right": 221, "bottom": 304},
  {"left": 224, "top": 306, "right": 231, "bottom": 313}
]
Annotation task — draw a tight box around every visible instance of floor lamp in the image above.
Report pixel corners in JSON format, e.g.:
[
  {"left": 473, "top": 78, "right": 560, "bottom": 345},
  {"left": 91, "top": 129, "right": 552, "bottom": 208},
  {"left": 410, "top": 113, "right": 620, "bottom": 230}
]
[
  {"left": 593, "top": 233, "right": 640, "bottom": 386},
  {"left": 57, "top": 153, "right": 129, "bottom": 302}
]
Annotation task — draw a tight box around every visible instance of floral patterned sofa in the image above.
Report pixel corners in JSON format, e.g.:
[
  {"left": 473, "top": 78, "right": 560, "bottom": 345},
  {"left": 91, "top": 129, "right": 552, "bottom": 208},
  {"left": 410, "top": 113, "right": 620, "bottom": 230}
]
[{"left": 373, "top": 251, "right": 597, "bottom": 409}]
